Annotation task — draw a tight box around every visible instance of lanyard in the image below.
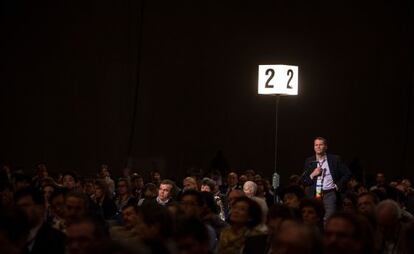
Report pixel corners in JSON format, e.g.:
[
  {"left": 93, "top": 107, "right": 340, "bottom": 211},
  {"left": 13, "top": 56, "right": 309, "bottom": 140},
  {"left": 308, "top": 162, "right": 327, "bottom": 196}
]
[
  {"left": 318, "top": 158, "right": 326, "bottom": 168},
  {"left": 315, "top": 158, "right": 326, "bottom": 199}
]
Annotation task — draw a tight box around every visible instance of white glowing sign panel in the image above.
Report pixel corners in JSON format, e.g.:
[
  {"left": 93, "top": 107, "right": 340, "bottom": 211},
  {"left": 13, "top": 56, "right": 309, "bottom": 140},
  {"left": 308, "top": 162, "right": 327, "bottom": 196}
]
[{"left": 258, "top": 65, "right": 298, "bottom": 95}]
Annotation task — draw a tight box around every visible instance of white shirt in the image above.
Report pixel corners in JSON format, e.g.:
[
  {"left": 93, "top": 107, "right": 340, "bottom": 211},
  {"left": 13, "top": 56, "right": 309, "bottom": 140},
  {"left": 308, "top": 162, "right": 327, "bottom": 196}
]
[{"left": 318, "top": 157, "right": 335, "bottom": 190}]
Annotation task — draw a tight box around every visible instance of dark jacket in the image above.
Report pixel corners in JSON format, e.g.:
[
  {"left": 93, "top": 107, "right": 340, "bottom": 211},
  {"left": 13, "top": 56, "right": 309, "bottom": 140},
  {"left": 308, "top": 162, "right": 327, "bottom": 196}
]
[
  {"left": 28, "top": 223, "right": 65, "bottom": 254},
  {"left": 301, "top": 154, "right": 351, "bottom": 196}
]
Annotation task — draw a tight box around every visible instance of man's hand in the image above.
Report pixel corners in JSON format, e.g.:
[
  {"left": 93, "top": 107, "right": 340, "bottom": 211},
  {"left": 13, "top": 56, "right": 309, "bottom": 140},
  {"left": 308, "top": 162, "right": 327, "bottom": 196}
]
[{"left": 310, "top": 167, "right": 322, "bottom": 179}]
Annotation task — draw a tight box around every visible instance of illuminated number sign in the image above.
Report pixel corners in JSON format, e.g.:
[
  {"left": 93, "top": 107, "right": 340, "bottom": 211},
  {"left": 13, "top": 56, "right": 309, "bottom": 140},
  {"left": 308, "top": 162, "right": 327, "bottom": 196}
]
[{"left": 258, "top": 65, "right": 298, "bottom": 95}]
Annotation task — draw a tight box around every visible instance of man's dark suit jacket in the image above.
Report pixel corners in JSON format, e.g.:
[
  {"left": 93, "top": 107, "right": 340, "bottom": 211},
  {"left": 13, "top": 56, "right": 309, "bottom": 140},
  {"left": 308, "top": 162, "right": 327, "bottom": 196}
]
[
  {"left": 301, "top": 154, "right": 351, "bottom": 197},
  {"left": 29, "top": 223, "right": 65, "bottom": 254}
]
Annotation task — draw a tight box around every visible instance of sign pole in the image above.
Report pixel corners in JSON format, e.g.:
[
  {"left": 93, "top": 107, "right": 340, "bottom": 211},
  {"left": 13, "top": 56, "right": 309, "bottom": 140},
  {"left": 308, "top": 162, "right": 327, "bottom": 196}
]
[
  {"left": 258, "top": 64, "right": 298, "bottom": 204},
  {"left": 273, "top": 95, "right": 281, "bottom": 203},
  {"left": 274, "top": 95, "right": 280, "bottom": 174}
]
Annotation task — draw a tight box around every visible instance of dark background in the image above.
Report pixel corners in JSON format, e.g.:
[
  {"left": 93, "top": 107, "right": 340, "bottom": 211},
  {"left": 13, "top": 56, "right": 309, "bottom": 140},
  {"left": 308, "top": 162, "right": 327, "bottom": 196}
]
[{"left": 1, "top": 0, "right": 413, "bottom": 183}]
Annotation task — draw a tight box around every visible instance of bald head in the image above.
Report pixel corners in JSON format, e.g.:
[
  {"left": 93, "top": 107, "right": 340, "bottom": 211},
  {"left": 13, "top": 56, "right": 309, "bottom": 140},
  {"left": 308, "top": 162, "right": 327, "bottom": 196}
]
[{"left": 243, "top": 181, "right": 257, "bottom": 197}]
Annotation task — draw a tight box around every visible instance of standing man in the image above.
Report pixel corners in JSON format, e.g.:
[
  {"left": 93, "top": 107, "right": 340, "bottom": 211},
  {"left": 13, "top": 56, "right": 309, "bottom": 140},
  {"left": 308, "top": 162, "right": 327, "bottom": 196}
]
[{"left": 301, "top": 137, "right": 351, "bottom": 220}]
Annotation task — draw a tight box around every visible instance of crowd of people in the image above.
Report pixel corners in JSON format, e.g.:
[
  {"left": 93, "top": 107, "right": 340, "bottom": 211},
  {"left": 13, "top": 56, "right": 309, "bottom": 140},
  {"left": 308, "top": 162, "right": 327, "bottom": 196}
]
[{"left": 1, "top": 149, "right": 414, "bottom": 254}]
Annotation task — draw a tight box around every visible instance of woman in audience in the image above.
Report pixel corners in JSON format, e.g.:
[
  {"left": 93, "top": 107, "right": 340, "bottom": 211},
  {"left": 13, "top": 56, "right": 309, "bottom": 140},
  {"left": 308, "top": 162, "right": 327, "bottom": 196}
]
[
  {"left": 299, "top": 198, "right": 325, "bottom": 233},
  {"left": 218, "top": 196, "right": 263, "bottom": 254},
  {"left": 201, "top": 177, "right": 225, "bottom": 221}
]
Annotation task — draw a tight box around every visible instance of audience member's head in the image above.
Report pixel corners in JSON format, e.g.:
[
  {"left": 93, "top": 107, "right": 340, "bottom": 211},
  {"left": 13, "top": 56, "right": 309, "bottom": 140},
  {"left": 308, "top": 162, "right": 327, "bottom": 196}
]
[
  {"left": 121, "top": 204, "right": 139, "bottom": 230},
  {"left": 353, "top": 183, "right": 368, "bottom": 194},
  {"left": 229, "top": 196, "right": 262, "bottom": 229},
  {"left": 64, "top": 192, "right": 89, "bottom": 224},
  {"left": 280, "top": 185, "right": 305, "bottom": 209},
  {"left": 66, "top": 216, "right": 107, "bottom": 254},
  {"left": 324, "top": 212, "right": 375, "bottom": 254},
  {"left": 375, "top": 199, "right": 401, "bottom": 228},
  {"left": 272, "top": 220, "right": 322, "bottom": 254},
  {"left": 288, "top": 174, "right": 301, "bottom": 185},
  {"left": 227, "top": 172, "right": 238, "bottom": 187},
  {"left": 117, "top": 178, "right": 130, "bottom": 196},
  {"left": 179, "top": 190, "right": 205, "bottom": 218},
  {"left": 35, "top": 163, "right": 48, "bottom": 179},
  {"left": 300, "top": 198, "right": 325, "bottom": 227},
  {"left": 82, "top": 179, "right": 95, "bottom": 197},
  {"left": 42, "top": 183, "right": 56, "bottom": 204},
  {"left": 375, "top": 172, "right": 386, "bottom": 186},
  {"left": 242, "top": 181, "right": 257, "bottom": 197},
  {"left": 200, "top": 191, "right": 220, "bottom": 216},
  {"left": 150, "top": 170, "right": 161, "bottom": 184},
  {"left": 228, "top": 189, "right": 245, "bottom": 208},
  {"left": 266, "top": 204, "right": 297, "bottom": 234},
  {"left": 200, "top": 178, "right": 216, "bottom": 193},
  {"left": 62, "top": 171, "right": 78, "bottom": 191},
  {"left": 131, "top": 174, "right": 144, "bottom": 190},
  {"left": 183, "top": 177, "right": 198, "bottom": 191},
  {"left": 158, "top": 179, "right": 174, "bottom": 202},
  {"left": 14, "top": 187, "right": 45, "bottom": 228},
  {"left": 401, "top": 178, "right": 412, "bottom": 189},
  {"left": 175, "top": 217, "right": 210, "bottom": 254},
  {"left": 239, "top": 175, "right": 247, "bottom": 188},
  {"left": 50, "top": 188, "right": 68, "bottom": 219},
  {"left": 357, "top": 192, "right": 379, "bottom": 217},
  {"left": 255, "top": 179, "right": 268, "bottom": 197},
  {"left": 142, "top": 183, "right": 158, "bottom": 199},
  {"left": 13, "top": 173, "right": 31, "bottom": 191},
  {"left": 99, "top": 164, "right": 111, "bottom": 178},
  {"left": 341, "top": 193, "right": 357, "bottom": 213},
  {"left": 136, "top": 203, "right": 173, "bottom": 241},
  {"left": 94, "top": 179, "right": 110, "bottom": 200}
]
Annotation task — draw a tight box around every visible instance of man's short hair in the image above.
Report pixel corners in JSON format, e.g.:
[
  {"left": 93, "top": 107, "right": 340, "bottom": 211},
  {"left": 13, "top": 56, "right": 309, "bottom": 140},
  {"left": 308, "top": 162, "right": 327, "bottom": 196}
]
[
  {"left": 279, "top": 184, "right": 305, "bottom": 200},
  {"left": 160, "top": 179, "right": 175, "bottom": 187},
  {"left": 179, "top": 189, "right": 205, "bottom": 207},
  {"left": 139, "top": 203, "right": 173, "bottom": 238},
  {"left": 299, "top": 198, "right": 325, "bottom": 221},
  {"left": 314, "top": 137, "right": 328, "bottom": 145},
  {"left": 357, "top": 192, "right": 379, "bottom": 204},
  {"left": 62, "top": 171, "right": 79, "bottom": 183},
  {"left": 326, "top": 212, "right": 375, "bottom": 254}
]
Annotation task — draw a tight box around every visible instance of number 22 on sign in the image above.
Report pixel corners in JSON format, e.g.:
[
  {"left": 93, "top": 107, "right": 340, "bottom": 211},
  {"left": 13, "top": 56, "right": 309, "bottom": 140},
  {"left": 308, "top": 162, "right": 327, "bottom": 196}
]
[{"left": 258, "top": 65, "right": 299, "bottom": 95}]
